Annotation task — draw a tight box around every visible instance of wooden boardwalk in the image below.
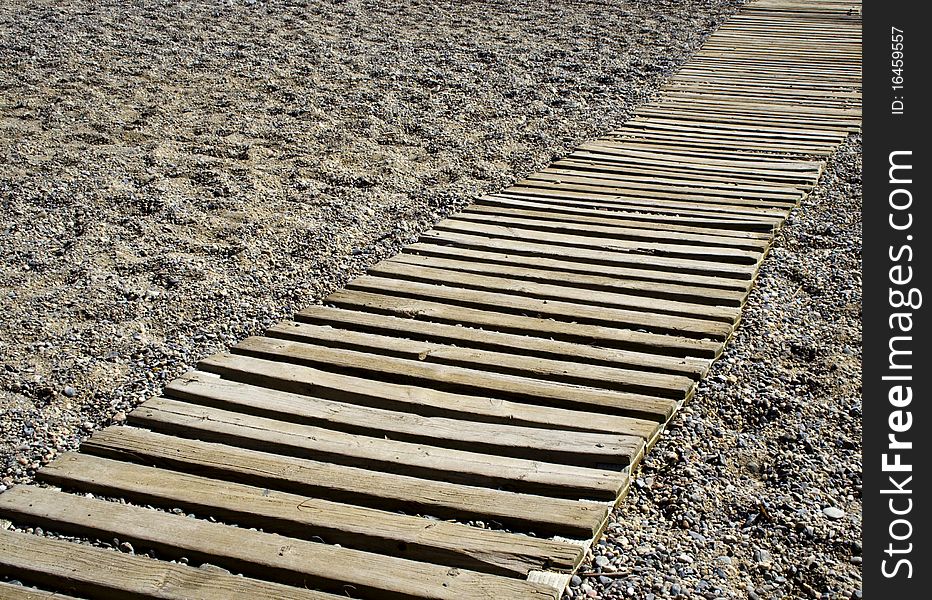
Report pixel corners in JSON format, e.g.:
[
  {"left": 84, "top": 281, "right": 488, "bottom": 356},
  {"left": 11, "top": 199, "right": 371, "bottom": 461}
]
[{"left": 0, "top": 1, "right": 861, "bottom": 598}]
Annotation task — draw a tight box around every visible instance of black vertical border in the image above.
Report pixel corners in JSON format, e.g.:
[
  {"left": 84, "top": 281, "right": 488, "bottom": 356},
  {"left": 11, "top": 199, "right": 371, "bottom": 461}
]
[{"left": 863, "top": 0, "right": 929, "bottom": 596}]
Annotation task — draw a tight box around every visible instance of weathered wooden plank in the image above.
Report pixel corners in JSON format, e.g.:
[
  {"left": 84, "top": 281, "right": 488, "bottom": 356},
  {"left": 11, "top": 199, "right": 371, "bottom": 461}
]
[
  {"left": 419, "top": 229, "right": 758, "bottom": 281},
  {"left": 232, "top": 336, "right": 681, "bottom": 420},
  {"left": 391, "top": 250, "right": 747, "bottom": 306},
  {"left": 451, "top": 211, "right": 773, "bottom": 250},
  {"left": 325, "top": 289, "right": 722, "bottom": 358},
  {"left": 6, "top": 468, "right": 582, "bottom": 578},
  {"left": 0, "top": 528, "right": 342, "bottom": 600},
  {"left": 197, "top": 351, "right": 667, "bottom": 434},
  {"left": 0, "top": 488, "right": 559, "bottom": 600},
  {"left": 344, "top": 274, "right": 736, "bottom": 339},
  {"left": 475, "top": 194, "right": 779, "bottom": 233},
  {"left": 0, "top": 582, "right": 83, "bottom": 600},
  {"left": 626, "top": 116, "right": 850, "bottom": 140},
  {"left": 537, "top": 167, "right": 803, "bottom": 201},
  {"left": 167, "top": 370, "right": 650, "bottom": 463},
  {"left": 566, "top": 148, "right": 821, "bottom": 181},
  {"left": 267, "top": 321, "right": 696, "bottom": 399},
  {"left": 596, "top": 134, "right": 834, "bottom": 157},
  {"left": 503, "top": 184, "right": 790, "bottom": 219},
  {"left": 65, "top": 434, "right": 608, "bottom": 538},
  {"left": 557, "top": 159, "right": 817, "bottom": 190},
  {"left": 363, "top": 262, "right": 740, "bottom": 327},
  {"left": 521, "top": 172, "right": 800, "bottom": 206},
  {"left": 466, "top": 201, "right": 777, "bottom": 241},
  {"left": 89, "top": 419, "right": 627, "bottom": 502},
  {"left": 296, "top": 304, "right": 711, "bottom": 378},
  {"left": 490, "top": 191, "right": 785, "bottom": 227},
  {"left": 435, "top": 217, "right": 762, "bottom": 264}
]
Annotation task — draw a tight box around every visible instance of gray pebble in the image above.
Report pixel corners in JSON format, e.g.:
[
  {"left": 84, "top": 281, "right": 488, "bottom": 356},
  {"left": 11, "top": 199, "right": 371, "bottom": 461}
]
[{"left": 823, "top": 507, "right": 846, "bottom": 520}]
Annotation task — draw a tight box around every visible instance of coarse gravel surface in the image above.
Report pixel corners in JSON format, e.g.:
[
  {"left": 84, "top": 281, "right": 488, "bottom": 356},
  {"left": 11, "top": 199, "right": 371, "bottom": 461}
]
[
  {"left": 566, "top": 136, "right": 863, "bottom": 600},
  {"left": 0, "top": 0, "right": 745, "bottom": 486}
]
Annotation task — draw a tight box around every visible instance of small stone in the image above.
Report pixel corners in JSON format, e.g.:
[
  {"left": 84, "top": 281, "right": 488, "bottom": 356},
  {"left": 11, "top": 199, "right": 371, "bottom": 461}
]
[
  {"left": 119, "top": 541, "right": 134, "bottom": 554},
  {"left": 199, "top": 563, "right": 231, "bottom": 575},
  {"left": 63, "top": 386, "right": 76, "bottom": 397},
  {"left": 598, "top": 575, "right": 612, "bottom": 586},
  {"left": 594, "top": 555, "right": 611, "bottom": 568},
  {"left": 570, "top": 575, "right": 582, "bottom": 587},
  {"left": 823, "top": 507, "right": 846, "bottom": 520}
]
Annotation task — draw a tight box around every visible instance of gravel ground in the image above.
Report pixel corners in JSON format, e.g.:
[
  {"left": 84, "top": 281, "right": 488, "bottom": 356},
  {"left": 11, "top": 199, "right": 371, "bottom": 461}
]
[
  {"left": 566, "top": 136, "right": 863, "bottom": 600},
  {"left": 0, "top": 0, "right": 745, "bottom": 486}
]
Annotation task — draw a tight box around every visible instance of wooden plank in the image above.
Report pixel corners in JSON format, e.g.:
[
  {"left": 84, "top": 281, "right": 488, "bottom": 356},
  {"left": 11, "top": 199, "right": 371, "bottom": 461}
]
[
  {"left": 560, "top": 154, "right": 819, "bottom": 188},
  {"left": 392, "top": 249, "right": 748, "bottom": 306},
  {"left": 296, "top": 304, "right": 711, "bottom": 378},
  {"left": 627, "top": 116, "right": 850, "bottom": 139},
  {"left": 451, "top": 210, "right": 773, "bottom": 250},
  {"left": 468, "top": 198, "right": 781, "bottom": 240},
  {"left": 197, "top": 351, "right": 667, "bottom": 434},
  {"left": 267, "top": 321, "right": 696, "bottom": 399},
  {"left": 522, "top": 172, "right": 800, "bottom": 206},
  {"left": 0, "top": 528, "right": 341, "bottom": 600},
  {"left": 633, "top": 107, "right": 860, "bottom": 133},
  {"left": 593, "top": 135, "right": 825, "bottom": 159},
  {"left": 0, "top": 582, "right": 83, "bottom": 600},
  {"left": 7, "top": 467, "right": 582, "bottom": 578},
  {"left": 419, "top": 229, "right": 758, "bottom": 281},
  {"left": 434, "top": 217, "right": 763, "bottom": 264},
  {"left": 503, "top": 184, "right": 790, "bottom": 219},
  {"left": 167, "top": 370, "right": 651, "bottom": 463},
  {"left": 648, "top": 96, "right": 860, "bottom": 118},
  {"left": 596, "top": 135, "right": 834, "bottom": 157},
  {"left": 231, "top": 336, "right": 681, "bottom": 421},
  {"left": 490, "top": 191, "right": 785, "bottom": 227},
  {"left": 477, "top": 194, "right": 780, "bottom": 233},
  {"left": 362, "top": 262, "right": 739, "bottom": 324},
  {"left": 538, "top": 166, "right": 804, "bottom": 200},
  {"left": 66, "top": 433, "right": 608, "bottom": 539},
  {"left": 518, "top": 173, "right": 801, "bottom": 207},
  {"left": 89, "top": 419, "right": 627, "bottom": 503},
  {"left": 0, "top": 487, "right": 559, "bottom": 600},
  {"left": 324, "top": 289, "right": 722, "bottom": 358},
  {"left": 344, "top": 275, "right": 736, "bottom": 339},
  {"left": 567, "top": 147, "right": 822, "bottom": 179}
]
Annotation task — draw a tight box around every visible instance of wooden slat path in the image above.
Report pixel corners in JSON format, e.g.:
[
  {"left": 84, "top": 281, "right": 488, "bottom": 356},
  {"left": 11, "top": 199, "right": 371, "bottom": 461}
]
[{"left": 0, "top": 1, "right": 860, "bottom": 598}]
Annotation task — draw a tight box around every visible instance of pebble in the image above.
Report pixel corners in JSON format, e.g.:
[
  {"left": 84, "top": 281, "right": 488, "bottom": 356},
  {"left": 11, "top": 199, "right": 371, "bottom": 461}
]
[
  {"left": 198, "top": 563, "right": 231, "bottom": 575},
  {"left": 823, "top": 507, "right": 846, "bottom": 520}
]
